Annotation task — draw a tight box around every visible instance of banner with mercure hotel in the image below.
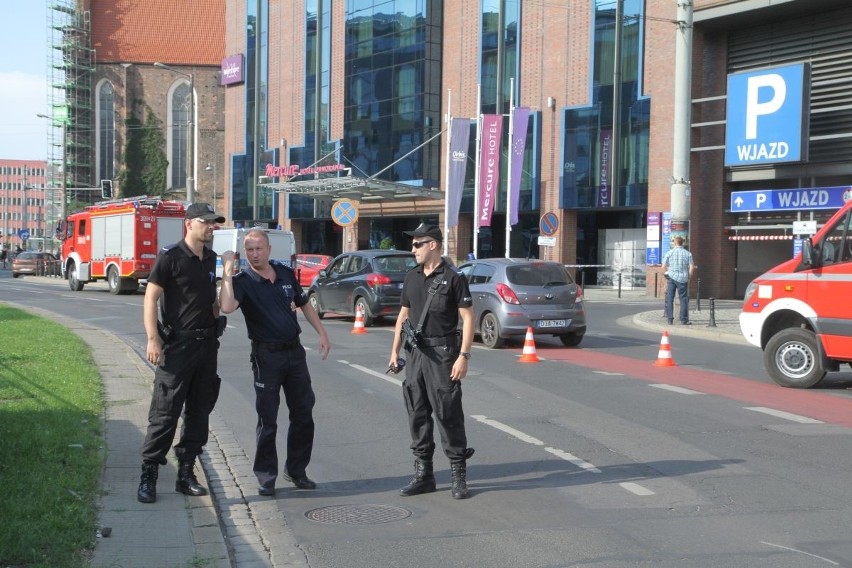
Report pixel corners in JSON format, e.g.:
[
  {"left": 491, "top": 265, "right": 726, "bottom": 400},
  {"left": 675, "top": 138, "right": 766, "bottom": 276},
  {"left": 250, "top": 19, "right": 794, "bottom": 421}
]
[{"left": 725, "top": 63, "right": 810, "bottom": 167}]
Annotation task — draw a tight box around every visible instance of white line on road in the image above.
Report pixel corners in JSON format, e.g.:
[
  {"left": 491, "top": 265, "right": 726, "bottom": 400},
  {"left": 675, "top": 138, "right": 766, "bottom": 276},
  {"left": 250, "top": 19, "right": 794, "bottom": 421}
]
[
  {"left": 745, "top": 407, "right": 823, "bottom": 424},
  {"left": 544, "top": 446, "right": 601, "bottom": 473},
  {"left": 760, "top": 541, "right": 839, "bottom": 565},
  {"left": 619, "top": 482, "right": 655, "bottom": 496},
  {"left": 349, "top": 363, "right": 402, "bottom": 387},
  {"left": 650, "top": 384, "right": 705, "bottom": 395},
  {"left": 470, "top": 415, "right": 545, "bottom": 445},
  {"left": 593, "top": 371, "right": 625, "bottom": 376}
]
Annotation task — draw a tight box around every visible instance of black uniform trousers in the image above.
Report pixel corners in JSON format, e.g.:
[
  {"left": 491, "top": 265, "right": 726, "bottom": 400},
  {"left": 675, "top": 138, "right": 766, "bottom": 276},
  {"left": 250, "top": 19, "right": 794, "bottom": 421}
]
[
  {"left": 251, "top": 342, "right": 316, "bottom": 489},
  {"left": 141, "top": 335, "right": 221, "bottom": 465},
  {"left": 402, "top": 343, "right": 468, "bottom": 463}
]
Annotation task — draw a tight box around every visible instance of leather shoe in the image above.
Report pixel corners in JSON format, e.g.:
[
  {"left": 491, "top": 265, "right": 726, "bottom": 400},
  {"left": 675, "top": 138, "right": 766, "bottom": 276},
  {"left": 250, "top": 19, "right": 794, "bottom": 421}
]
[
  {"left": 681, "top": 321, "right": 692, "bottom": 325},
  {"left": 258, "top": 486, "right": 276, "bottom": 496},
  {"left": 283, "top": 468, "right": 316, "bottom": 490}
]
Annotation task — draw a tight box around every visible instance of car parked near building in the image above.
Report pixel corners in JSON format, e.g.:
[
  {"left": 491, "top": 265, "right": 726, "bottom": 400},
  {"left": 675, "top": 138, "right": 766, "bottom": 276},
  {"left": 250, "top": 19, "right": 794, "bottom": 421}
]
[
  {"left": 294, "top": 253, "right": 333, "bottom": 287},
  {"left": 12, "top": 252, "right": 61, "bottom": 278},
  {"left": 457, "top": 258, "right": 587, "bottom": 349},
  {"left": 308, "top": 250, "right": 417, "bottom": 326}
]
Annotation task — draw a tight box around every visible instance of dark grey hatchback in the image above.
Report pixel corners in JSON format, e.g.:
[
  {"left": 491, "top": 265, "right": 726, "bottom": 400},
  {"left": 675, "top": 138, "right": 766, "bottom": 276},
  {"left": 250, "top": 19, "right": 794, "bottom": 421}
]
[
  {"left": 458, "top": 258, "right": 587, "bottom": 348},
  {"left": 307, "top": 250, "right": 417, "bottom": 326}
]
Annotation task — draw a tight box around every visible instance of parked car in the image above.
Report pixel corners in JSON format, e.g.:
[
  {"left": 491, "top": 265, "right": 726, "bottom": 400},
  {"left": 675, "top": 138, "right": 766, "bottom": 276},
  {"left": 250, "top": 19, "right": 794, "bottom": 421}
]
[
  {"left": 458, "top": 258, "right": 587, "bottom": 349},
  {"left": 294, "top": 253, "right": 333, "bottom": 287},
  {"left": 308, "top": 250, "right": 417, "bottom": 326},
  {"left": 12, "top": 252, "right": 61, "bottom": 278}
]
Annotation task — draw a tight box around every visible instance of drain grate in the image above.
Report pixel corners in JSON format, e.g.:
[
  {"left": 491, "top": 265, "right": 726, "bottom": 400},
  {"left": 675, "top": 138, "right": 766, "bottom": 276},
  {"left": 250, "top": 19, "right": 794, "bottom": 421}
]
[{"left": 305, "top": 504, "right": 412, "bottom": 525}]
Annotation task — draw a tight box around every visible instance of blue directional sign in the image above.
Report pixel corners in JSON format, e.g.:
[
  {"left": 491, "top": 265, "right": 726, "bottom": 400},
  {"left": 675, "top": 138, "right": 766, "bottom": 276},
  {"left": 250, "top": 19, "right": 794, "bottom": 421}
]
[
  {"left": 18, "top": 229, "right": 29, "bottom": 240},
  {"left": 730, "top": 186, "right": 852, "bottom": 213}
]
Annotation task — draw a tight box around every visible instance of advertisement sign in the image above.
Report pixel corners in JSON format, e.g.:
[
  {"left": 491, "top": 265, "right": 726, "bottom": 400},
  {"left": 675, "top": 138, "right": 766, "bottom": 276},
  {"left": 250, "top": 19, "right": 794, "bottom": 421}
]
[
  {"left": 446, "top": 118, "right": 471, "bottom": 227},
  {"left": 597, "top": 128, "right": 612, "bottom": 207},
  {"left": 508, "top": 107, "right": 530, "bottom": 225},
  {"left": 646, "top": 212, "right": 661, "bottom": 265},
  {"left": 477, "top": 114, "right": 503, "bottom": 227},
  {"left": 221, "top": 54, "right": 245, "bottom": 86},
  {"left": 725, "top": 63, "right": 810, "bottom": 166}
]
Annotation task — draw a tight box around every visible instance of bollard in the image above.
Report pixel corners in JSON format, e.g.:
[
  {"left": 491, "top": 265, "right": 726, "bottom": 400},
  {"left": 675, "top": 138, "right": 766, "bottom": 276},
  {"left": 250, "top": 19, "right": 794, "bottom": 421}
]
[
  {"left": 617, "top": 272, "right": 622, "bottom": 299},
  {"left": 654, "top": 273, "right": 658, "bottom": 298},
  {"left": 695, "top": 278, "right": 701, "bottom": 311},
  {"left": 708, "top": 297, "right": 717, "bottom": 327}
]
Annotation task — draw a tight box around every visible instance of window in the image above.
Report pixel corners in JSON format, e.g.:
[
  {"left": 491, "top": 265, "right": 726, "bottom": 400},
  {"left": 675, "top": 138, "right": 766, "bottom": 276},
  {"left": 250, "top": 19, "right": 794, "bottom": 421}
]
[
  {"left": 96, "top": 80, "right": 116, "bottom": 183},
  {"left": 169, "top": 82, "right": 191, "bottom": 189}
]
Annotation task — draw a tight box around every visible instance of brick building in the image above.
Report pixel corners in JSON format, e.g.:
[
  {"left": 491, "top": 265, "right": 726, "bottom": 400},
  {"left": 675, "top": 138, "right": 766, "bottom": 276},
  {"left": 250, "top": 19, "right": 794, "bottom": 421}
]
[{"left": 0, "top": 159, "right": 50, "bottom": 252}]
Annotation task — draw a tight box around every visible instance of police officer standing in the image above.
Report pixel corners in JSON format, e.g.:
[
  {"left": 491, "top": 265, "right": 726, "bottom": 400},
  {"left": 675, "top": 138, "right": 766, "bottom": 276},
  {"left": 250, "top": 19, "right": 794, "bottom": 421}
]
[
  {"left": 389, "top": 223, "right": 476, "bottom": 499},
  {"left": 218, "top": 229, "right": 330, "bottom": 496},
  {"left": 137, "top": 202, "right": 225, "bottom": 503}
]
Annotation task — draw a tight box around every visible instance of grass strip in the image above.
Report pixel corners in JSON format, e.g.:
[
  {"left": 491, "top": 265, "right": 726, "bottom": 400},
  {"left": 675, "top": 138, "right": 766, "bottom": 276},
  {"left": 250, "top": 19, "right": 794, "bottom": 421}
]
[{"left": 0, "top": 305, "right": 103, "bottom": 568}]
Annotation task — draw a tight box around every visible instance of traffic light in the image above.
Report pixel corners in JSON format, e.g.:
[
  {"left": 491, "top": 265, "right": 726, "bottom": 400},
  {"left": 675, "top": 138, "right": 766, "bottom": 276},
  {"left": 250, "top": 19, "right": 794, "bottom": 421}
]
[{"left": 101, "top": 179, "right": 112, "bottom": 199}]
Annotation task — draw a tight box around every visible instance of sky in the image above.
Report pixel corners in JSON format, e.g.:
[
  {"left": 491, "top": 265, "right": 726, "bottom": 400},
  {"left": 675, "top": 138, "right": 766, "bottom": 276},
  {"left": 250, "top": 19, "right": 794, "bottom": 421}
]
[{"left": 0, "top": 2, "right": 50, "bottom": 161}]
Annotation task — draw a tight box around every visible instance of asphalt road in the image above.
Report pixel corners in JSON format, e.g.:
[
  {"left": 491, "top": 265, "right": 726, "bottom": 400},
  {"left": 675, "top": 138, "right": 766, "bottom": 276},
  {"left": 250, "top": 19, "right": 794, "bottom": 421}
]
[{"left": 6, "top": 275, "right": 852, "bottom": 567}]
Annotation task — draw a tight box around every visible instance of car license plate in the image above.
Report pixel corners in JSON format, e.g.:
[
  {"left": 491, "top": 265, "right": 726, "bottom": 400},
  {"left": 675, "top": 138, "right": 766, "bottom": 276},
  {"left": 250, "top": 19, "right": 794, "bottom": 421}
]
[{"left": 536, "top": 319, "right": 568, "bottom": 328}]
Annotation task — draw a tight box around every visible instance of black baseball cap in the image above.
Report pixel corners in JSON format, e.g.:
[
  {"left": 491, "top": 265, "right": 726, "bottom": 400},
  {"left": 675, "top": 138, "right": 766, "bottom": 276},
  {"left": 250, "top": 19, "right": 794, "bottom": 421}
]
[
  {"left": 185, "top": 202, "right": 225, "bottom": 223},
  {"left": 404, "top": 223, "right": 442, "bottom": 241}
]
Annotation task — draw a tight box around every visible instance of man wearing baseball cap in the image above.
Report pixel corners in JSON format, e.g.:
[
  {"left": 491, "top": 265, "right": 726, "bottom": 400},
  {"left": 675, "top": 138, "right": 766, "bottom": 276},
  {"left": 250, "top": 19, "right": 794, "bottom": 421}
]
[{"left": 137, "top": 202, "right": 226, "bottom": 503}]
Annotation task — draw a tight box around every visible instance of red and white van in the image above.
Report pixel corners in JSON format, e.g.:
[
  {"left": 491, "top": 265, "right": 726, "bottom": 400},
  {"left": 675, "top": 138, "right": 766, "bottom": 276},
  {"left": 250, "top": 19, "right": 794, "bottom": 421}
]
[{"left": 740, "top": 199, "right": 852, "bottom": 387}]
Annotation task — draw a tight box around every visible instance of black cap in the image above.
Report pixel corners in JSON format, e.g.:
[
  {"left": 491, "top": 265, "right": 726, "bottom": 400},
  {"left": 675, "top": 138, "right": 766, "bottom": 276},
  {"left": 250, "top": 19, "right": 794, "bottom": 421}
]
[
  {"left": 404, "top": 223, "right": 442, "bottom": 241},
  {"left": 185, "top": 202, "right": 225, "bottom": 223}
]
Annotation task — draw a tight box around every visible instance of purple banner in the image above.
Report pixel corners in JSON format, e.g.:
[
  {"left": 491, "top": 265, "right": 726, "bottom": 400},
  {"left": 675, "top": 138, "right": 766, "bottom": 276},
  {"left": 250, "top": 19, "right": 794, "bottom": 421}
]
[
  {"left": 447, "top": 118, "right": 471, "bottom": 227},
  {"left": 508, "top": 107, "right": 530, "bottom": 226},
  {"left": 221, "top": 54, "right": 244, "bottom": 86},
  {"left": 478, "top": 114, "right": 503, "bottom": 228},
  {"left": 597, "top": 128, "right": 612, "bottom": 207}
]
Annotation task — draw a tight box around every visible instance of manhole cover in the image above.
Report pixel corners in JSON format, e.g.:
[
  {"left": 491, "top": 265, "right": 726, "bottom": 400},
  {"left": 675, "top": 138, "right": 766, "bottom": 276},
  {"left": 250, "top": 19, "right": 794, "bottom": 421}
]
[{"left": 305, "top": 504, "right": 412, "bottom": 525}]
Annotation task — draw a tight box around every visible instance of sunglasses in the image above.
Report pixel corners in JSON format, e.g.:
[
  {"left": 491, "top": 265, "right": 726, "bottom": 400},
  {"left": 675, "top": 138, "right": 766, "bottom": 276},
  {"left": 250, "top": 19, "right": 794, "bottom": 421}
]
[
  {"left": 192, "top": 218, "right": 218, "bottom": 225},
  {"left": 412, "top": 240, "right": 434, "bottom": 249}
]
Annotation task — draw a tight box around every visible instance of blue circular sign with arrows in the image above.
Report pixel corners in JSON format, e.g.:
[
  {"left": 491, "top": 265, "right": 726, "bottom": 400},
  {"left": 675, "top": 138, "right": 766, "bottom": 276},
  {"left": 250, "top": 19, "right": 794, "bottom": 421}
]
[{"left": 18, "top": 229, "right": 30, "bottom": 241}]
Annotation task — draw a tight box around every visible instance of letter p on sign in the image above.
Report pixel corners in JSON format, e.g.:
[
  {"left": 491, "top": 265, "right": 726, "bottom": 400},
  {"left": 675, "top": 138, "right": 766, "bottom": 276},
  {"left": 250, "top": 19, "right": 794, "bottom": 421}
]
[{"left": 746, "top": 74, "right": 786, "bottom": 140}]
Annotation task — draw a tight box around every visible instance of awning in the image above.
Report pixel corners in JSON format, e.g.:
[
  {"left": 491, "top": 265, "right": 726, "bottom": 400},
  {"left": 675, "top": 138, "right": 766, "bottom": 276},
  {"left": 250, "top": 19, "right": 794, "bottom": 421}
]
[{"left": 257, "top": 174, "right": 444, "bottom": 203}]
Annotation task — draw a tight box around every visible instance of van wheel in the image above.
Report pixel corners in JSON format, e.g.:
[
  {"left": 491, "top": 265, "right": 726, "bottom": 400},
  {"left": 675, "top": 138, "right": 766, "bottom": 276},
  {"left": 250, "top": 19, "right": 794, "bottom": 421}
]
[
  {"left": 308, "top": 293, "right": 325, "bottom": 319},
  {"left": 107, "top": 266, "right": 121, "bottom": 295},
  {"left": 480, "top": 313, "right": 504, "bottom": 349},
  {"left": 764, "top": 328, "right": 826, "bottom": 388},
  {"left": 68, "top": 262, "right": 84, "bottom": 291},
  {"left": 355, "top": 297, "right": 374, "bottom": 327}
]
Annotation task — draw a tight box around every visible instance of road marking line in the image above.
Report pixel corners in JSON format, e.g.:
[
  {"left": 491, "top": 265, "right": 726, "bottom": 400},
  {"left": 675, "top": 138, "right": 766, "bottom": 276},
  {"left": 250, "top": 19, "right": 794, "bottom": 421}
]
[
  {"left": 745, "top": 407, "right": 823, "bottom": 424},
  {"left": 619, "top": 482, "right": 655, "bottom": 496},
  {"left": 470, "top": 415, "right": 544, "bottom": 445},
  {"left": 349, "top": 363, "right": 402, "bottom": 387},
  {"left": 760, "top": 541, "right": 839, "bottom": 565},
  {"left": 544, "top": 447, "right": 601, "bottom": 473},
  {"left": 593, "top": 371, "right": 625, "bottom": 376},
  {"left": 650, "top": 384, "right": 705, "bottom": 395}
]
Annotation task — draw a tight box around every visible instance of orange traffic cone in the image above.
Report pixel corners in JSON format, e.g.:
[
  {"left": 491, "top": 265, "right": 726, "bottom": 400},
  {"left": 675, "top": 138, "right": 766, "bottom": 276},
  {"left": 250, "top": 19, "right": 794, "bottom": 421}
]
[
  {"left": 518, "top": 327, "right": 540, "bottom": 363},
  {"left": 654, "top": 330, "right": 676, "bottom": 366},
  {"left": 351, "top": 305, "right": 367, "bottom": 334}
]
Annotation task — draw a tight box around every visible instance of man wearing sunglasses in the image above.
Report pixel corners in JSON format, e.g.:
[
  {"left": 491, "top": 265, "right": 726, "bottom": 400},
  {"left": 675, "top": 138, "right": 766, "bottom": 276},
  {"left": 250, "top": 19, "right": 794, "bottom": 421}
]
[{"left": 389, "top": 223, "right": 475, "bottom": 499}]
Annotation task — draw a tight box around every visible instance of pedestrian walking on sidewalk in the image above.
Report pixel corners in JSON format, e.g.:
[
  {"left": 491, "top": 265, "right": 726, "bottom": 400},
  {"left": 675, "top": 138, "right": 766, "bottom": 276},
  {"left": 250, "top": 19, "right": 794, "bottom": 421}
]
[
  {"left": 218, "top": 229, "right": 330, "bottom": 497},
  {"left": 663, "top": 235, "right": 695, "bottom": 325},
  {"left": 137, "top": 203, "right": 226, "bottom": 504},
  {"left": 389, "top": 223, "right": 476, "bottom": 499}
]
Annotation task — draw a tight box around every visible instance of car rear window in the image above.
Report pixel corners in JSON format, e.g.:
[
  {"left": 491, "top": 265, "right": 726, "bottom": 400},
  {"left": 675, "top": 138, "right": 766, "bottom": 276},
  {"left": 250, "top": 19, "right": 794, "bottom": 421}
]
[
  {"left": 17, "top": 252, "right": 37, "bottom": 260},
  {"left": 374, "top": 255, "right": 416, "bottom": 273},
  {"left": 506, "top": 263, "right": 572, "bottom": 286}
]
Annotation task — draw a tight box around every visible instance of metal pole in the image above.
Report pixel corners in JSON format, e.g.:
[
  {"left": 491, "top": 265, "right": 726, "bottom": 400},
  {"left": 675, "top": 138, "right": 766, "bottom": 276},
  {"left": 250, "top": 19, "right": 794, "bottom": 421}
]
[
  {"left": 708, "top": 297, "right": 716, "bottom": 327},
  {"left": 505, "top": 78, "right": 514, "bottom": 259},
  {"left": 187, "top": 72, "right": 195, "bottom": 204},
  {"left": 671, "top": 0, "right": 693, "bottom": 227}
]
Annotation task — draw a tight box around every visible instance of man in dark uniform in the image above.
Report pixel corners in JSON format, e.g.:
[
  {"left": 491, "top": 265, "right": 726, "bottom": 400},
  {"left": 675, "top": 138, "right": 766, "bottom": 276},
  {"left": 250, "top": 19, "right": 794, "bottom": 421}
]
[
  {"left": 137, "top": 202, "right": 225, "bottom": 503},
  {"left": 218, "top": 229, "right": 330, "bottom": 496},
  {"left": 389, "top": 223, "right": 476, "bottom": 499}
]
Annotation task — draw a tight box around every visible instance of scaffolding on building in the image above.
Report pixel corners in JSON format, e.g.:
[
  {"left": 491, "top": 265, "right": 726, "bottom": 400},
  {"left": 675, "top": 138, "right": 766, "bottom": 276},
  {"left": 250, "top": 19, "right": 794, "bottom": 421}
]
[{"left": 47, "top": 0, "right": 95, "bottom": 210}]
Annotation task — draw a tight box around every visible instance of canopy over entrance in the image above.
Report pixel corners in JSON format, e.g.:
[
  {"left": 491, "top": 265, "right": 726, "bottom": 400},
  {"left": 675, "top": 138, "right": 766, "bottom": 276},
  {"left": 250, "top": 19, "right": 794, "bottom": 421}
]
[{"left": 257, "top": 173, "right": 444, "bottom": 203}]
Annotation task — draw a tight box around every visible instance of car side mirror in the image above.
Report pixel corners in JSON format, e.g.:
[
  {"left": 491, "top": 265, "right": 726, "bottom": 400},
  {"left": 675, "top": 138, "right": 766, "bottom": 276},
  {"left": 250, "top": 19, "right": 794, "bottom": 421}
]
[{"left": 319, "top": 269, "right": 327, "bottom": 278}]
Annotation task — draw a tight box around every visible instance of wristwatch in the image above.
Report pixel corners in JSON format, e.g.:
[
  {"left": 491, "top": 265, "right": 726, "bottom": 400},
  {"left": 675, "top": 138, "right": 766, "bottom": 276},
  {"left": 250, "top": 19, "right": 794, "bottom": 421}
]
[{"left": 459, "top": 351, "right": 471, "bottom": 360}]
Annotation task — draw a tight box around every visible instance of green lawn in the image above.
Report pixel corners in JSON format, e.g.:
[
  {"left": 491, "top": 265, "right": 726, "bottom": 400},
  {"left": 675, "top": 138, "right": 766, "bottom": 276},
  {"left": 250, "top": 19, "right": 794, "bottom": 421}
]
[{"left": 0, "top": 305, "right": 104, "bottom": 568}]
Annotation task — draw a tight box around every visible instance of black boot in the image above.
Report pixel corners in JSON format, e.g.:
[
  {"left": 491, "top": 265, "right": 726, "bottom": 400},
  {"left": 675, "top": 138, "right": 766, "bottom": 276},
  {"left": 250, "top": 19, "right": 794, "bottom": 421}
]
[
  {"left": 175, "top": 458, "right": 208, "bottom": 497},
  {"left": 137, "top": 462, "right": 158, "bottom": 503},
  {"left": 451, "top": 462, "right": 470, "bottom": 500},
  {"left": 399, "top": 459, "right": 436, "bottom": 496}
]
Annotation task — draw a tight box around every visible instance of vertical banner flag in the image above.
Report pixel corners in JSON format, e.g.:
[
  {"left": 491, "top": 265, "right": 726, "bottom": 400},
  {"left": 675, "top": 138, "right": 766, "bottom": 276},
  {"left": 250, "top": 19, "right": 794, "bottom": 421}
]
[
  {"left": 447, "top": 118, "right": 471, "bottom": 227},
  {"left": 478, "top": 114, "right": 503, "bottom": 227},
  {"left": 508, "top": 107, "right": 530, "bottom": 225},
  {"left": 597, "top": 128, "right": 612, "bottom": 207}
]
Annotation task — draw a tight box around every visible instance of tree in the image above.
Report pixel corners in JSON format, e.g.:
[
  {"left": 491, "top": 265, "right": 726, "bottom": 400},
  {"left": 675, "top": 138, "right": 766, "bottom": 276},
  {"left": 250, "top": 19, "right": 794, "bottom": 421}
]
[{"left": 118, "top": 104, "right": 168, "bottom": 198}]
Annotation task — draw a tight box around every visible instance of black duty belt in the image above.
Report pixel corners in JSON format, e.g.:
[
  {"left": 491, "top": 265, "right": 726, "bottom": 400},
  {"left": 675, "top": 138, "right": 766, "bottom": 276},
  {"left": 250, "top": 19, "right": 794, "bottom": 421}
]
[
  {"left": 418, "top": 332, "right": 459, "bottom": 347},
  {"left": 253, "top": 338, "right": 301, "bottom": 351},
  {"left": 173, "top": 326, "right": 217, "bottom": 340}
]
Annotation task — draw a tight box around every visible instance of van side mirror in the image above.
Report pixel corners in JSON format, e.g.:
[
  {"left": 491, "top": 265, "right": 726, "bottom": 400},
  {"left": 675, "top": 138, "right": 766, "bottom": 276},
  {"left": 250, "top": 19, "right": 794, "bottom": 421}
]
[{"left": 798, "top": 238, "right": 814, "bottom": 271}]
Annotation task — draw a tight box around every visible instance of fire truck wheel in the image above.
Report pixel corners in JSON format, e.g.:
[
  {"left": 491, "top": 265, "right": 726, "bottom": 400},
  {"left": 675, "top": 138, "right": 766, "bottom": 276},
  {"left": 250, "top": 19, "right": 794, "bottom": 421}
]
[
  {"left": 68, "top": 263, "right": 84, "bottom": 291},
  {"left": 763, "top": 328, "right": 826, "bottom": 388},
  {"left": 108, "top": 266, "right": 122, "bottom": 295}
]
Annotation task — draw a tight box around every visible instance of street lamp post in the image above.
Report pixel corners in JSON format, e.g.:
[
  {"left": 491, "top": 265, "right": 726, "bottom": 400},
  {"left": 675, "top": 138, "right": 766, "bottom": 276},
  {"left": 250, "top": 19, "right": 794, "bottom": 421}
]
[
  {"left": 37, "top": 113, "right": 66, "bottom": 248},
  {"left": 154, "top": 62, "right": 195, "bottom": 204},
  {"left": 205, "top": 161, "right": 217, "bottom": 210}
]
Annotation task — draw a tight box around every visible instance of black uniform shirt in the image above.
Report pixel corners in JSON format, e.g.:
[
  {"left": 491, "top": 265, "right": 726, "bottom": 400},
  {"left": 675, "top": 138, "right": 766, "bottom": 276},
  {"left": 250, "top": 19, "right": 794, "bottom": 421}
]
[
  {"left": 401, "top": 261, "right": 472, "bottom": 338},
  {"left": 148, "top": 240, "right": 218, "bottom": 331},
  {"left": 232, "top": 261, "right": 307, "bottom": 343}
]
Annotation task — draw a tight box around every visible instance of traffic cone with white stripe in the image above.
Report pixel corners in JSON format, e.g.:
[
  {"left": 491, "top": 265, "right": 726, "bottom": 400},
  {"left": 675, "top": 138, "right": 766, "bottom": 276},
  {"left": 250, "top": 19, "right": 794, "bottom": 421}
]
[
  {"left": 352, "top": 305, "right": 367, "bottom": 334},
  {"left": 654, "top": 330, "right": 676, "bottom": 367},
  {"left": 518, "top": 327, "right": 540, "bottom": 363}
]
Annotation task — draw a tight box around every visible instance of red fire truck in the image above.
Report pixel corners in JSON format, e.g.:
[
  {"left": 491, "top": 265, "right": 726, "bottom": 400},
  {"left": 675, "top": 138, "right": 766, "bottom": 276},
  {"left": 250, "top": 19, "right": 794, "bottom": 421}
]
[
  {"left": 60, "top": 197, "right": 186, "bottom": 294},
  {"left": 740, "top": 198, "right": 852, "bottom": 388}
]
